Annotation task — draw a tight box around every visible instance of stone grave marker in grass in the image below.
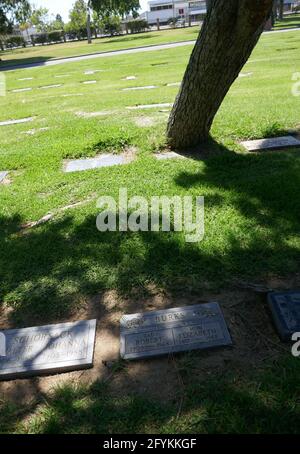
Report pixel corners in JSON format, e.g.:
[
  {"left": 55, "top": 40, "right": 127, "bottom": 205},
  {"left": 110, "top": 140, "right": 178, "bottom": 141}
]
[
  {"left": 239, "top": 72, "right": 253, "bottom": 78},
  {"left": 120, "top": 303, "right": 232, "bottom": 360},
  {"left": 122, "top": 86, "right": 157, "bottom": 91},
  {"left": 39, "top": 84, "right": 62, "bottom": 90},
  {"left": 11, "top": 88, "right": 32, "bottom": 93},
  {"left": 0, "top": 171, "right": 8, "bottom": 183},
  {"left": 127, "top": 103, "right": 173, "bottom": 110},
  {"left": 154, "top": 151, "right": 186, "bottom": 160},
  {"left": 22, "top": 127, "right": 50, "bottom": 136},
  {"left": 75, "top": 111, "right": 111, "bottom": 118},
  {"left": 84, "top": 70, "right": 103, "bottom": 75},
  {"left": 241, "top": 136, "right": 300, "bottom": 152},
  {"left": 268, "top": 291, "right": 300, "bottom": 342},
  {"left": 0, "top": 117, "right": 34, "bottom": 127},
  {"left": 63, "top": 154, "right": 132, "bottom": 173},
  {"left": 0, "top": 320, "right": 97, "bottom": 380}
]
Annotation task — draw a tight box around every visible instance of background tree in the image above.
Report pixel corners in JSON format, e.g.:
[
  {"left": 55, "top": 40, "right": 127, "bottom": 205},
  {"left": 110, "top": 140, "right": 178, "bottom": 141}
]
[
  {"left": 67, "top": 0, "right": 89, "bottom": 39},
  {"left": 167, "top": 0, "right": 274, "bottom": 150},
  {"left": 0, "top": 0, "right": 31, "bottom": 34},
  {"left": 87, "top": 1, "right": 92, "bottom": 44},
  {"left": 91, "top": 0, "right": 140, "bottom": 19},
  {"left": 30, "top": 6, "right": 49, "bottom": 32},
  {"left": 278, "top": 0, "right": 284, "bottom": 20},
  {"left": 99, "top": 14, "right": 121, "bottom": 36},
  {"left": 49, "top": 13, "right": 65, "bottom": 31}
]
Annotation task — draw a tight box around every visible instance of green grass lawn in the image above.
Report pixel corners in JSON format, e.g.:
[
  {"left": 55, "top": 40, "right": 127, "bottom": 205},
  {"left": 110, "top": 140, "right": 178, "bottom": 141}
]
[
  {"left": 274, "top": 13, "right": 300, "bottom": 30},
  {"left": 0, "top": 26, "right": 199, "bottom": 68},
  {"left": 0, "top": 30, "right": 300, "bottom": 433}
]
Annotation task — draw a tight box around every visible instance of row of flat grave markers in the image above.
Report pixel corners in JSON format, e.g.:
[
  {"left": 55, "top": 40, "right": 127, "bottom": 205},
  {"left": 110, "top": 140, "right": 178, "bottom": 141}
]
[{"left": 1, "top": 293, "right": 300, "bottom": 380}]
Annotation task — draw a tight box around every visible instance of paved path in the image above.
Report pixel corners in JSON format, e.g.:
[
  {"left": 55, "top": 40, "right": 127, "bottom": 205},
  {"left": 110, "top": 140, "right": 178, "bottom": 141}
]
[
  {"left": 0, "top": 41, "right": 196, "bottom": 72},
  {"left": 1, "top": 27, "right": 300, "bottom": 72}
]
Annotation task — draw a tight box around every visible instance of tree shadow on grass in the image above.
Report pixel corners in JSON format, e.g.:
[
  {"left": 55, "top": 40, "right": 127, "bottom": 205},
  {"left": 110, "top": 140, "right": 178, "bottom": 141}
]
[
  {"left": 1, "top": 141, "right": 300, "bottom": 433},
  {"left": 1, "top": 355, "right": 299, "bottom": 433},
  {"left": 102, "top": 34, "right": 157, "bottom": 45},
  {"left": 0, "top": 56, "right": 54, "bottom": 71},
  {"left": 1, "top": 142, "right": 300, "bottom": 325}
]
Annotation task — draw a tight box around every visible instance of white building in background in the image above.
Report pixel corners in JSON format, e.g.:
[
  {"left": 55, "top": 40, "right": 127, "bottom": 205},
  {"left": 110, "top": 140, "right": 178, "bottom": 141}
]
[
  {"left": 140, "top": 0, "right": 207, "bottom": 26},
  {"left": 13, "top": 25, "right": 38, "bottom": 40}
]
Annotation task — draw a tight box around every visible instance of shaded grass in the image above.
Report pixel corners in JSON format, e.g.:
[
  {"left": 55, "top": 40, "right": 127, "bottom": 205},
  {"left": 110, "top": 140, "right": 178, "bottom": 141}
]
[
  {"left": 0, "top": 31, "right": 300, "bottom": 324},
  {"left": 1, "top": 355, "right": 299, "bottom": 434}
]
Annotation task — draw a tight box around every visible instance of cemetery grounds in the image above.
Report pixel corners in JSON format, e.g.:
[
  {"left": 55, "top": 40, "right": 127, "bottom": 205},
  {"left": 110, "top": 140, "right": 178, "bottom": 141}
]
[{"left": 0, "top": 27, "right": 300, "bottom": 433}]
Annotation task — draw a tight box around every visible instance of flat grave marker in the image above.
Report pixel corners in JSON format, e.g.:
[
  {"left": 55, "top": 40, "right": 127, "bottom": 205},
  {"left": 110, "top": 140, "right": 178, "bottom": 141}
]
[
  {"left": 0, "top": 117, "right": 34, "bottom": 127},
  {"left": 83, "top": 80, "right": 97, "bottom": 85},
  {"left": 0, "top": 171, "right": 8, "bottom": 183},
  {"left": 167, "top": 82, "right": 181, "bottom": 87},
  {"left": 61, "top": 93, "right": 84, "bottom": 98},
  {"left": 239, "top": 72, "right": 253, "bottom": 78},
  {"left": 127, "top": 103, "right": 173, "bottom": 110},
  {"left": 84, "top": 70, "right": 102, "bottom": 75},
  {"left": 120, "top": 303, "right": 232, "bottom": 360},
  {"left": 75, "top": 111, "right": 110, "bottom": 118},
  {"left": 241, "top": 136, "right": 300, "bottom": 152},
  {"left": 64, "top": 154, "right": 128, "bottom": 173},
  {"left": 39, "top": 84, "right": 62, "bottom": 90},
  {"left": 268, "top": 291, "right": 300, "bottom": 341},
  {"left": 18, "top": 77, "right": 33, "bottom": 81},
  {"left": 122, "top": 76, "right": 137, "bottom": 80},
  {"left": 22, "top": 127, "right": 50, "bottom": 136},
  {"left": 11, "top": 88, "right": 32, "bottom": 93},
  {"left": 0, "top": 319, "right": 97, "bottom": 380}
]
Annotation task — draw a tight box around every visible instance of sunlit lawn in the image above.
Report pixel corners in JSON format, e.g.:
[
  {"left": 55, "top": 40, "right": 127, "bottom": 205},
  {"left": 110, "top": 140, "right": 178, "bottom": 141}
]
[
  {"left": 274, "top": 13, "right": 300, "bottom": 30},
  {"left": 0, "top": 26, "right": 200, "bottom": 68}
]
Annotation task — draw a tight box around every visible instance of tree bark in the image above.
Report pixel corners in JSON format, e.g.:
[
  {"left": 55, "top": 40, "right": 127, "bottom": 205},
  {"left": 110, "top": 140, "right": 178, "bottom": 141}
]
[
  {"left": 87, "top": 7, "right": 92, "bottom": 44},
  {"left": 167, "top": 0, "right": 273, "bottom": 150}
]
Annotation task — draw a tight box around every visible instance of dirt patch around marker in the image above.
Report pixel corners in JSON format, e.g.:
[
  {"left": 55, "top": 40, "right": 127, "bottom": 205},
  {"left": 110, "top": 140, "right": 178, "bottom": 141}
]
[
  {"left": 1, "top": 272, "right": 297, "bottom": 405},
  {"left": 123, "top": 146, "right": 137, "bottom": 163}
]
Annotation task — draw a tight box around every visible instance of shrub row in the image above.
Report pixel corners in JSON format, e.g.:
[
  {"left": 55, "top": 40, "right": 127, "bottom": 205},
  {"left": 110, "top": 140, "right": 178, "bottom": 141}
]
[{"left": 126, "top": 19, "right": 150, "bottom": 34}]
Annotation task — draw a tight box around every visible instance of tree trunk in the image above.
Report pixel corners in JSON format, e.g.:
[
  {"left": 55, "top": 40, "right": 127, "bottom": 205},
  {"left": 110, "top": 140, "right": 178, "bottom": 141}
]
[
  {"left": 87, "top": 8, "right": 92, "bottom": 44},
  {"left": 271, "top": 0, "right": 277, "bottom": 26},
  {"left": 167, "top": 0, "right": 273, "bottom": 150}
]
